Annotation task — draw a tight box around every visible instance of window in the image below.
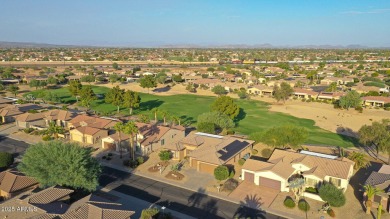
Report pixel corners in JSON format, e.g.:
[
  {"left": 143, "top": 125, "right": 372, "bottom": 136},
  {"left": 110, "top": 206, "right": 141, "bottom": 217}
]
[
  {"left": 305, "top": 178, "right": 319, "bottom": 188},
  {"left": 329, "top": 177, "right": 341, "bottom": 187},
  {"left": 161, "top": 139, "right": 165, "bottom": 146}
]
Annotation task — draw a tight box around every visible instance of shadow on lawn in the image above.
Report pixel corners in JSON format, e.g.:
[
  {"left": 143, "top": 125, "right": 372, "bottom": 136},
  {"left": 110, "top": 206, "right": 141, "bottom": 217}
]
[
  {"left": 139, "top": 100, "right": 164, "bottom": 111},
  {"left": 234, "top": 108, "right": 246, "bottom": 123}
]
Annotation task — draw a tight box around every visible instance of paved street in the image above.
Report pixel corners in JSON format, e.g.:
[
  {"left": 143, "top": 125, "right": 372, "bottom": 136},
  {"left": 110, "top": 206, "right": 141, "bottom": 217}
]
[
  {"left": 0, "top": 135, "right": 29, "bottom": 156},
  {"left": 101, "top": 166, "right": 285, "bottom": 219}
]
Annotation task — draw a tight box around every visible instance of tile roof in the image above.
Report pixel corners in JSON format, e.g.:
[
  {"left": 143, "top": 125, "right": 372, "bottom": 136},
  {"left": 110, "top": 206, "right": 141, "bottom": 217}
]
[
  {"left": 69, "top": 115, "right": 118, "bottom": 129},
  {"left": 293, "top": 88, "right": 318, "bottom": 96},
  {"left": 0, "top": 170, "right": 38, "bottom": 193},
  {"left": 28, "top": 186, "right": 74, "bottom": 205},
  {"left": 135, "top": 123, "right": 171, "bottom": 146},
  {"left": 72, "top": 126, "right": 102, "bottom": 136},
  {"left": 365, "top": 172, "right": 390, "bottom": 188},
  {"left": 362, "top": 96, "right": 390, "bottom": 104},
  {"left": 242, "top": 149, "right": 353, "bottom": 180},
  {"left": 44, "top": 109, "right": 77, "bottom": 121},
  {"left": 183, "top": 132, "right": 254, "bottom": 165},
  {"left": 15, "top": 112, "right": 45, "bottom": 122}
]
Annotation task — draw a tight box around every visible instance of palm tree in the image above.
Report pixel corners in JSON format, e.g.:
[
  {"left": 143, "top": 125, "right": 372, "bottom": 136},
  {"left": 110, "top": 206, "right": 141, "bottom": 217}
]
[
  {"left": 171, "top": 116, "right": 181, "bottom": 126},
  {"left": 47, "top": 121, "right": 64, "bottom": 139},
  {"left": 124, "top": 121, "right": 139, "bottom": 161},
  {"left": 151, "top": 108, "right": 158, "bottom": 123},
  {"left": 160, "top": 110, "right": 170, "bottom": 125},
  {"left": 114, "top": 122, "right": 125, "bottom": 159},
  {"left": 288, "top": 178, "right": 305, "bottom": 203},
  {"left": 364, "top": 184, "right": 384, "bottom": 214},
  {"left": 348, "top": 152, "right": 371, "bottom": 170}
]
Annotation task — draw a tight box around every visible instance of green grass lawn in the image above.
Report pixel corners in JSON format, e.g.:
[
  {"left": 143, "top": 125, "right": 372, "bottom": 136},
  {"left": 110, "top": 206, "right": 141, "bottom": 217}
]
[{"left": 26, "top": 86, "right": 357, "bottom": 147}]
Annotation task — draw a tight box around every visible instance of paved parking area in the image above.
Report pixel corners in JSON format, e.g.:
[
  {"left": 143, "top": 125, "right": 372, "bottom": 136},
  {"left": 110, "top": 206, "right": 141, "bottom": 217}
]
[{"left": 229, "top": 181, "right": 280, "bottom": 208}]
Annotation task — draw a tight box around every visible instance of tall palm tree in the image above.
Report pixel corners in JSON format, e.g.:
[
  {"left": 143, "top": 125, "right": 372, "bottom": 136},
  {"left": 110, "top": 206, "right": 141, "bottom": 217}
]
[
  {"left": 348, "top": 152, "right": 371, "bottom": 170},
  {"left": 114, "top": 122, "right": 125, "bottom": 159},
  {"left": 364, "top": 184, "right": 384, "bottom": 214},
  {"left": 160, "top": 110, "right": 170, "bottom": 125},
  {"left": 47, "top": 121, "right": 64, "bottom": 139},
  {"left": 124, "top": 121, "right": 139, "bottom": 161},
  {"left": 151, "top": 108, "right": 158, "bottom": 123}
]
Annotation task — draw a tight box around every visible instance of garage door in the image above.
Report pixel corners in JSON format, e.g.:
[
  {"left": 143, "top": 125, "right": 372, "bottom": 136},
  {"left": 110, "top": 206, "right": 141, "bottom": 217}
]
[
  {"left": 244, "top": 171, "right": 255, "bottom": 183},
  {"left": 259, "top": 177, "right": 281, "bottom": 190},
  {"left": 198, "top": 162, "right": 217, "bottom": 174}
]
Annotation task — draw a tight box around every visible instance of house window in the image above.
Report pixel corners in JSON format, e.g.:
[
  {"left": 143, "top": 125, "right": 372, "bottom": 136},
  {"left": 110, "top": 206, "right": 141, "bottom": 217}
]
[
  {"left": 161, "top": 139, "right": 165, "bottom": 146},
  {"left": 329, "top": 177, "right": 341, "bottom": 187},
  {"left": 305, "top": 178, "right": 319, "bottom": 188}
]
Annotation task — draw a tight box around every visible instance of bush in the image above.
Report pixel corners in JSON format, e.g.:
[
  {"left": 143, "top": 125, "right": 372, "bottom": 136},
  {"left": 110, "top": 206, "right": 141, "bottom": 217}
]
[
  {"left": 305, "top": 187, "right": 318, "bottom": 194},
  {"left": 0, "top": 152, "right": 13, "bottom": 168},
  {"left": 223, "top": 178, "right": 239, "bottom": 191},
  {"left": 327, "top": 209, "right": 336, "bottom": 218},
  {"left": 107, "top": 153, "right": 113, "bottom": 156},
  {"left": 158, "top": 150, "right": 171, "bottom": 161},
  {"left": 24, "top": 128, "right": 34, "bottom": 134},
  {"left": 251, "top": 149, "right": 258, "bottom": 155},
  {"left": 140, "top": 208, "right": 159, "bottom": 219},
  {"left": 355, "top": 106, "right": 363, "bottom": 113},
  {"left": 214, "top": 165, "right": 229, "bottom": 181},
  {"left": 238, "top": 158, "right": 246, "bottom": 166},
  {"left": 229, "top": 170, "right": 235, "bottom": 178},
  {"left": 249, "top": 132, "right": 263, "bottom": 144},
  {"left": 261, "top": 148, "right": 272, "bottom": 158},
  {"left": 318, "top": 183, "right": 346, "bottom": 207},
  {"left": 197, "top": 122, "right": 215, "bottom": 134},
  {"left": 298, "top": 200, "right": 310, "bottom": 212},
  {"left": 42, "top": 135, "right": 53, "bottom": 141},
  {"left": 283, "top": 197, "right": 295, "bottom": 208},
  {"left": 137, "top": 156, "right": 144, "bottom": 165}
]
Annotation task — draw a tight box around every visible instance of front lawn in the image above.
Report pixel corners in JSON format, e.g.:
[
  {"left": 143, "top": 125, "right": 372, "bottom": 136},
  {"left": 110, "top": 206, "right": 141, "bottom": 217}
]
[{"left": 26, "top": 86, "right": 357, "bottom": 147}]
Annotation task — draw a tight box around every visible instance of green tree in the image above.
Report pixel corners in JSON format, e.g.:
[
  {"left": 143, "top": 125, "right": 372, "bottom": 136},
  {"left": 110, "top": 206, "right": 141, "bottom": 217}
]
[
  {"left": 197, "top": 122, "right": 215, "bottom": 134},
  {"left": 79, "top": 86, "right": 97, "bottom": 109},
  {"left": 186, "top": 83, "right": 196, "bottom": 93},
  {"left": 139, "top": 75, "right": 157, "bottom": 93},
  {"left": 7, "top": 84, "right": 19, "bottom": 97},
  {"left": 339, "top": 90, "right": 361, "bottom": 109},
  {"left": 114, "top": 122, "right": 126, "bottom": 159},
  {"left": 18, "top": 141, "right": 101, "bottom": 191},
  {"left": 124, "top": 121, "right": 138, "bottom": 161},
  {"left": 80, "top": 75, "right": 95, "bottom": 84},
  {"left": 207, "top": 67, "right": 215, "bottom": 72},
  {"left": 358, "top": 119, "right": 390, "bottom": 163},
  {"left": 0, "top": 152, "right": 13, "bottom": 168},
  {"left": 318, "top": 183, "right": 346, "bottom": 207},
  {"left": 159, "top": 150, "right": 171, "bottom": 161},
  {"left": 123, "top": 90, "right": 141, "bottom": 115},
  {"left": 140, "top": 208, "right": 159, "bottom": 219},
  {"left": 348, "top": 152, "right": 370, "bottom": 170},
  {"left": 156, "top": 72, "right": 167, "bottom": 84},
  {"left": 325, "top": 82, "right": 337, "bottom": 92},
  {"left": 112, "top": 62, "right": 119, "bottom": 70},
  {"left": 211, "top": 96, "right": 239, "bottom": 119},
  {"left": 151, "top": 108, "right": 159, "bottom": 122},
  {"left": 47, "top": 121, "right": 65, "bottom": 139},
  {"left": 109, "top": 74, "right": 120, "bottom": 84},
  {"left": 261, "top": 126, "right": 308, "bottom": 149},
  {"left": 47, "top": 76, "right": 58, "bottom": 86},
  {"left": 29, "top": 79, "right": 40, "bottom": 90},
  {"left": 212, "top": 85, "right": 227, "bottom": 96},
  {"left": 214, "top": 165, "right": 229, "bottom": 181},
  {"left": 68, "top": 80, "right": 82, "bottom": 102},
  {"left": 172, "top": 74, "right": 183, "bottom": 82},
  {"left": 273, "top": 82, "right": 294, "bottom": 103},
  {"left": 364, "top": 184, "right": 384, "bottom": 214},
  {"left": 160, "top": 110, "right": 170, "bottom": 125},
  {"left": 197, "top": 112, "right": 234, "bottom": 130},
  {"left": 105, "top": 85, "right": 124, "bottom": 113}
]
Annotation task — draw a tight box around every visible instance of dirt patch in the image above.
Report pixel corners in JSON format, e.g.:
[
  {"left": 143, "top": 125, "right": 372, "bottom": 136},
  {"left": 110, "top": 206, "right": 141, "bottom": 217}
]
[
  {"left": 148, "top": 161, "right": 170, "bottom": 173},
  {"left": 165, "top": 171, "right": 184, "bottom": 181}
]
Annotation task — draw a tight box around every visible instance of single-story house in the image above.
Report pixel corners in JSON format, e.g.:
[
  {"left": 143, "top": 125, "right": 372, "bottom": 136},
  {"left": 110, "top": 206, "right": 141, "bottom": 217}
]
[
  {"left": 70, "top": 126, "right": 108, "bottom": 144},
  {"left": 15, "top": 112, "right": 45, "bottom": 129},
  {"left": 68, "top": 115, "right": 118, "bottom": 130},
  {"left": 247, "top": 85, "right": 273, "bottom": 96},
  {"left": 241, "top": 149, "right": 354, "bottom": 192},
  {"left": 362, "top": 96, "right": 390, "bottom": 108},
  {"left": 365, "top": 164, "right": 390, "bottom": 212},
  {"left": 180, "top": 132, "right": 254, "bottom": 174},
  {"left": 317, "top": 92, "right": 345, "bottom": 101},
  {"left": 293, "top": 88, "right": 318, "bottom": 99},
  {"left": 0, "top": 104, "right": 42, "bottom": 123},
  {"left": 44, "top": 109, "right": 78, "bottom": 127},
  {"left": 101, "top": 132, "right": 131, "bottom": 152},
  {"left": 0, "top": 170, "right": 39, "bottom": 199}
]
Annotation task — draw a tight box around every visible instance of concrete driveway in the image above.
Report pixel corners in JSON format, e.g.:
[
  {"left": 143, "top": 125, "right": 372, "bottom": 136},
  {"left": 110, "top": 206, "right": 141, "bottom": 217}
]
[{"left": 229, "top": 181, "right": 280, "bottom": 208}]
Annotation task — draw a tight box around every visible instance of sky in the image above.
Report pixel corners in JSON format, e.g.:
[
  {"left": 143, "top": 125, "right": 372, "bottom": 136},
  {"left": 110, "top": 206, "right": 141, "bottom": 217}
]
[{"left": 1, "top": 0, "right": 390, "bottom": 47}]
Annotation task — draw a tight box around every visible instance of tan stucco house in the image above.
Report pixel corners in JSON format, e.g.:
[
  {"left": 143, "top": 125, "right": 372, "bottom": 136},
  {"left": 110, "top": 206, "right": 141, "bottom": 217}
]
[
  {"left": 241, "top": 149, "right": 354, "bottom": 192},
  {"left": 0, "top": 170, "right": 38, "bottom": 200}
]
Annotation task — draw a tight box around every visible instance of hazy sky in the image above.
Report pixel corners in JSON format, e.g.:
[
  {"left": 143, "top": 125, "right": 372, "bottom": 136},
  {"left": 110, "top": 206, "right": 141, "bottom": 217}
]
[{"left": 1, "top": 0, "right": 390, "bottom": 47}]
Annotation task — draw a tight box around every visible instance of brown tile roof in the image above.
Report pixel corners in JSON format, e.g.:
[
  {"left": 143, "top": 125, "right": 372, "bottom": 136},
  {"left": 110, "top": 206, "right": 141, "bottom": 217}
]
[
  {"left": 44, "top": 109, "right": 77, "bottom": 121},
  {"left": 69, "top": 115, "right": 118, "bottom": 129},
  {"left": 28, "top": 186, "right": 74, "bottom": 205},
  {"left": 73, "top": 126, "right": 102, "bottom": 136},
  {"left": 362, "top": 96, "right": 390, "bottom": 104},
  {"left": 15, "top": 112, "right": 45, "bottom": 122},
  {"left": 135, "top": 123, "right": 171, "bottom": 146},
  {"left": 293, "top": 88, "right": 318, "bottom": 96},
  {"left": 0, "top": 170, "right": 38, "bottom": 193},
  {"left": 243, "top": 149, "right": 353, "bottom": 180},
  {"left": 106, "top": 132, "right": 130, "bottom": 141},
  {"left": 183, "top": 132, "right": 254, "bottom": 165}
]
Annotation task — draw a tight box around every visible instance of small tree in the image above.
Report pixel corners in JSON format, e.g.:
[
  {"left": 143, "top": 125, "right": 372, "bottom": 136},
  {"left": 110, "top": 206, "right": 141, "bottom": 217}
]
[
  {"left": 29, "top": 79, "right": 40, "bottom": 90},
  {"left": 7, "top": 84, "right": 19, "bottom": 97},
  {"left": 214, "top": 165, "right": 229, "bottom": 181},
  {"left": 68, "top": 80, "right": 82, "bottom": 102},
  {"left": 139, "top": 75, "right": 157, "bottom": 93},
  {"left": 0, "top": 152, "right": 13, "bottom": 168},
  {"left": 212, "top": 85, "right": 227, "bottom": 96},
  {"left": 122, "top": 90, "right": 141, "bottom": 115},
  {"left": 197, "top": 122, "right": 215, "bottom": 134},
  {"left": 339, "top": 90, "right": 361, "bottom": 110},
  {"left": 348, "top": 152, "right": 370, "bottom": 170},
  {"left": 105, "top": 85, "right": 124, "bottom": 113},
  {"left": 159, "top": 150, "right": 171, "bottom": 161},
  {"left": 172, "top": 74, "right": 183, "bottom": 82},
  {"left": 140, "top": 208, "right": 159, "bottom": 219},
  {"left": 79, "top": 86, "right": 97, "bottom": 109},
  {"left": 261, "top": 126, "right": 307, "bottom": 149},
  {"left": 47, "top": 121, "right": 65, "bottom": 139},
  {"left": 211, "top": 96, "right": 240, "bottom": 119},
  {"left": 364, "top": 184, "right": 384, "bottom": 214},
  {"left": 273, "top": 82, "right": 294, "bottom": 103},
  {"left": 318, "top": 183, "right": 346, "bottom": 207}
]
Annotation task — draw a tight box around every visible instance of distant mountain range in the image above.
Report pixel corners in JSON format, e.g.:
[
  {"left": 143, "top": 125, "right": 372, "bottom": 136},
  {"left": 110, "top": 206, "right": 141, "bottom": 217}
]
[{"left": 0, "top": 41, "right": 389, "bottom": 49}]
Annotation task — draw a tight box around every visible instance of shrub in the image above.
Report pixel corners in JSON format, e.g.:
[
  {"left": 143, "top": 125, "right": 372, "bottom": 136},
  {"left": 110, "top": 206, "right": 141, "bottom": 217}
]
[
  {"left": 251, "top": 149, "right": 258, "bottom": 155},
  {"left": 327, "top": 209, "right": 336, "bottom": 218},
  {"left": 0, "top": 152, "right": 13, "bottom": 168},
  {"left": 298, "top": 200, "right": 310, "bottom": 212},
  {"left": 384, "top": 103, "right": 390, "bottom": 108},
  {"left": 42, "top": 135, "right": 53, "bottom": 141},
  {"left": 249, "top": 132, "right": 263, "bottom": 144},
  {"left": 140, "top": 208, "right": 159, "bottom": 219},
  {"left": 305, "top": 187, "right": 318, "bottom": 194},
  {"left": 214, "top": 165, "right": 229, "bottom": 181},
  {"left": 301, "top": 99, "right": 306, "bottom": 102},
  {"left": 223, "top": 178, "right": 239, "bottom": 191},
  {"left": 283, "top": 197, "right": 295, "bottom": 208},
  {"left": 137, "top": 156, "right": 144, "bottom": 165},
  {"left": 107, "top": 153, "right": 113, "bottom": 156},
  {"left": 229, "top": 170, "right": 235, "bottom": 178},
  {"left": 261, "top": 148, "right": 272, "bottom": 158},
  {"left": 158, "top": 150, "right": 171, "bottom": 161},
  {"left": 197, "top": 122, "right": 215, "bottom": 134},
  {"left": 24, "top": 128, "right": 34, "bottom": 134},
  {"left": 355, "top": 106, "right": 363, "bottom": 113},
  {"left": 238, "top": 158, "right": 246, "bottom": 166},
  {"left": 319, "top": 183, "right": 346, "bottom": 207}
]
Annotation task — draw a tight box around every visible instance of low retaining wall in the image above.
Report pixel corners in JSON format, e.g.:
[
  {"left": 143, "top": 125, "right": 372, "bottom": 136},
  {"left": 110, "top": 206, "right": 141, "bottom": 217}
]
[{"left": 303, "top": 192, "right": 325, "bottom": 202}]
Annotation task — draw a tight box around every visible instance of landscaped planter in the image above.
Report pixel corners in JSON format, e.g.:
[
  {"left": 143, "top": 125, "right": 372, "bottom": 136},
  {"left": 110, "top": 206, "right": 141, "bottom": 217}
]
[{"left": 303, "top": 192, "right": 325, "bottom": 202}]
